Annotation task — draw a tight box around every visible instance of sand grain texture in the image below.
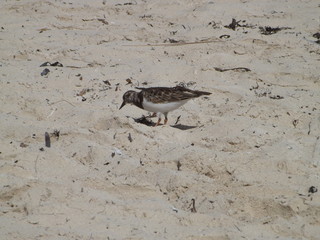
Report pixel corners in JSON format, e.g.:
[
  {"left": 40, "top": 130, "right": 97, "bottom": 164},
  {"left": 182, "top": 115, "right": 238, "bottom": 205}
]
[{"left": 1, "top": 0, "right": 320, "bottom": 239}]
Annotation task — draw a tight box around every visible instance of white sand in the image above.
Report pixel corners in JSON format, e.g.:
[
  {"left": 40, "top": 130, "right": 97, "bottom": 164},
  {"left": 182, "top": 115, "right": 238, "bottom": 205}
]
[{"left": 1, "top": 0, "right": 320, "bottom": 239}]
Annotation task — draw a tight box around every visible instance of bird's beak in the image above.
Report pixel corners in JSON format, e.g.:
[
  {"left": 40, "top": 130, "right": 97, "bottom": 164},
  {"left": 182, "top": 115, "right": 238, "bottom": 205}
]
[{"left": 119, "top": 101, "right": 126, "bottom": 110}]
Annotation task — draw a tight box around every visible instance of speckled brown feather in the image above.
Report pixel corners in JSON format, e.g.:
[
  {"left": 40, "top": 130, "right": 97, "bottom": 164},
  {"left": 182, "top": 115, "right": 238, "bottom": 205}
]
[{"left": 136, "top": 86, "right": 211, "bottom": 104}]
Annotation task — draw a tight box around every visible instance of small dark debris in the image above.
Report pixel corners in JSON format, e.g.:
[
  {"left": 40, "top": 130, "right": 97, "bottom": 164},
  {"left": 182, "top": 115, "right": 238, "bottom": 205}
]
[
  {"left": 128, "top": 133, "right": 133, "bottom": 142},
  {"left": 140, "top": 14, "right": 152, "bottom": 19},
  {"left": 312, "top": 32, "right": 320, "bottom": 44},
  {"left": 45, "top": 132, "right": 51, "bottom": 148},
  {"left": 20, "top": 142, "right": 28, "bottom": 148},
  {"left": 40, "top": 68, "right": 50, "bottom": 76},
  {"left": 175, "top": 115, "right": 181, "bottom": 125},
  {"left": 103, "top": 80, "right": 111, "bottom": 85},
  {"left": 164, "top": 38, "right": 184, "bottom": 44},
  {"left": 40, "top": 62, "right": 50, "bottom": 67},
  {"left": 51, "top": 61, "right": 63, "bottom": 67},
  {"left": 312, "top": 32, "right": 320, "bottom": 39},
  {"left": 269, "top": 95, "right": 284, "bottom": 100},
  {"left": 39, "top": 147, "right": 44, "bottom": 151},
  {"left": 225, "top": 18, "right": 241, "bottom": 31},
  {"left": 40, "top": 61, "right": 63, "bottom": 67},
  {"left": 77, "top": 88, "right": 89, "bottom": 97},
  {"left": 259, "top": 26, "right": 291, "bottom": 35},
  {"left": 219, "top": 34, "right": 230, "bottom": 39},
  {"left": 208, "top": 21, "right": 219, "bottom": 28},
  {"left": 177, "top": 160, "right": 181, "bottom": 171},
  {"left": 97, "top": 18, "right": 108, "bottom": 25},
  {"left": 104, "top": 162, "right": 110, "bottom": 166},
  {"left": 140, "top": 159, "right": 144, "bottom": 166},
  {"left": 308, "top": 186, "right": 318, "bottom": 194},
  {"left": 115, "top": 83, "right": 120, "bottom": 91},
  {"left": 249, "top": 83, "right": 259, "bottom": 91},
  {"left": 52, "top": 129, "right": 60, "bottom": 140},
  {"left": 292, "top": 119, "right": 298, "bottom": 128},
  {"left": 111, "top": 152, "right": 115, "bottom": 158},
  {"left": 14, "top": 160, "right": 18, "bottom": 163},
  {"left": 126, "top": 78, "right": 133, "bottom": 85},
  {"left": 214, "top": 67, "right": 251, "bottom": 72},
  {"left": 259, "top": 26, "right": 280, "bottom": 35},
  {"left": 191, "top": 199, "right": 197, "bottom": 213}
]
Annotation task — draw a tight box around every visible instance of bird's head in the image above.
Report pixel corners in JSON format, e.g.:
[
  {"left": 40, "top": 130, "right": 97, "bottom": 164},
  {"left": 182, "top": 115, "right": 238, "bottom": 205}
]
[{"left": 119, "top": 90, "right": 138, "bottom": 109}]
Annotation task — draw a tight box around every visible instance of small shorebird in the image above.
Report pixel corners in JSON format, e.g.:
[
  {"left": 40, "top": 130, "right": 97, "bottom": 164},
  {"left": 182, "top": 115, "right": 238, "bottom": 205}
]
[{"left": 119, "top": 86, "right": 211, "bottom": 126}]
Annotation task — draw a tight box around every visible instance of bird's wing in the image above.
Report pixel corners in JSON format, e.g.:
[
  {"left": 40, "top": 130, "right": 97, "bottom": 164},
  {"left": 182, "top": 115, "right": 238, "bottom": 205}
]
[{"left": 141, "top": 86, "right": 210, "bottom": 103}]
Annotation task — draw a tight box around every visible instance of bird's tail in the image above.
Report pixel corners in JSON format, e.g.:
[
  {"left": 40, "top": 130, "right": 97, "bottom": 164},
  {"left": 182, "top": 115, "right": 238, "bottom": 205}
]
[{"left": 194, "top": 90, "right": 211, "bottom": 96}]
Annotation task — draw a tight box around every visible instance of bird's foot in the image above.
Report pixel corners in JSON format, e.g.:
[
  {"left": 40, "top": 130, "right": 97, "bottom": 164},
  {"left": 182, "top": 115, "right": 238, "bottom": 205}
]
[{"left": 154, "top": 118, "right": 161, "bottom": 127}]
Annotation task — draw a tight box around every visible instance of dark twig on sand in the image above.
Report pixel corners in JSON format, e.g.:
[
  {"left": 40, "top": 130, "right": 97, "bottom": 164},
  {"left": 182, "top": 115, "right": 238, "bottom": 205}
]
[
  {"left": 214, "top": 67, "right": 251, "bottom": 72},
  {"left": 45, "top": 132, "right": 51, "bottom": 148},
  {"left": 191, "top": 199, "right": 197, "bottom": 213}
]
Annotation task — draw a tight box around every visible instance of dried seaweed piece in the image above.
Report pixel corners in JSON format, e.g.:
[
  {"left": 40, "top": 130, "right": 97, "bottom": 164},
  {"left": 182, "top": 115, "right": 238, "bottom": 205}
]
[{"left": 259, "top": 26, "right": 291, "bottom": 35}]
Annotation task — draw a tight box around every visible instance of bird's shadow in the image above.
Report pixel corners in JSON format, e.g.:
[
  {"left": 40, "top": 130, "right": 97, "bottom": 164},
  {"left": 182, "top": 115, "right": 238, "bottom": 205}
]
[
  {"left": 132, "top": 116, "right": 197, "bottom": 130},
  {"left": 133, "top": 116, "right": 155, "bottom": 126},
  {"left": 170, "top": 124, "right": 197, "bottom": 130}
]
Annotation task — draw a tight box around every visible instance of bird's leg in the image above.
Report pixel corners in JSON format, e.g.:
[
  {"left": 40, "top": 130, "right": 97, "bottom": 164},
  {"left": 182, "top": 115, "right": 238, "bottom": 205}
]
[
  {"left": 154, "top": 112, "right": 163, "bottom": 127},
  {"left": 164, "top": 113, "right": 168, "bottom": 125},
  {"left": 154, "top": 117, "right": 161, "bottom": 127},
  {"left": 150, "top": 112, "right": 157, "bottom": 118}
]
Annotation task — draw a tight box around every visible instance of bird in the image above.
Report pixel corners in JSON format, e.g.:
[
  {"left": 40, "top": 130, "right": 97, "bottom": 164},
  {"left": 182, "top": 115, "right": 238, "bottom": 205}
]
[{"left": 119, "top": 86, "right": 211, "bottom": 126}]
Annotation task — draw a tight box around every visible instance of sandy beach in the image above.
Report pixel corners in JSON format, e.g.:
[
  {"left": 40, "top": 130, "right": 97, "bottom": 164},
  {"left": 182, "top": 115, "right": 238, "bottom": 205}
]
[{"left": 1, "top": 0, "right": 320, "bottom": 239}]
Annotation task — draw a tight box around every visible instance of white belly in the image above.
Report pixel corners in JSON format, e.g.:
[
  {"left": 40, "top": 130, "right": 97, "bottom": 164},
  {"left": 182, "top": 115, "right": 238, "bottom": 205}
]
[{"left": 142, "top": 99, "right": 189, "bottom": 113}]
